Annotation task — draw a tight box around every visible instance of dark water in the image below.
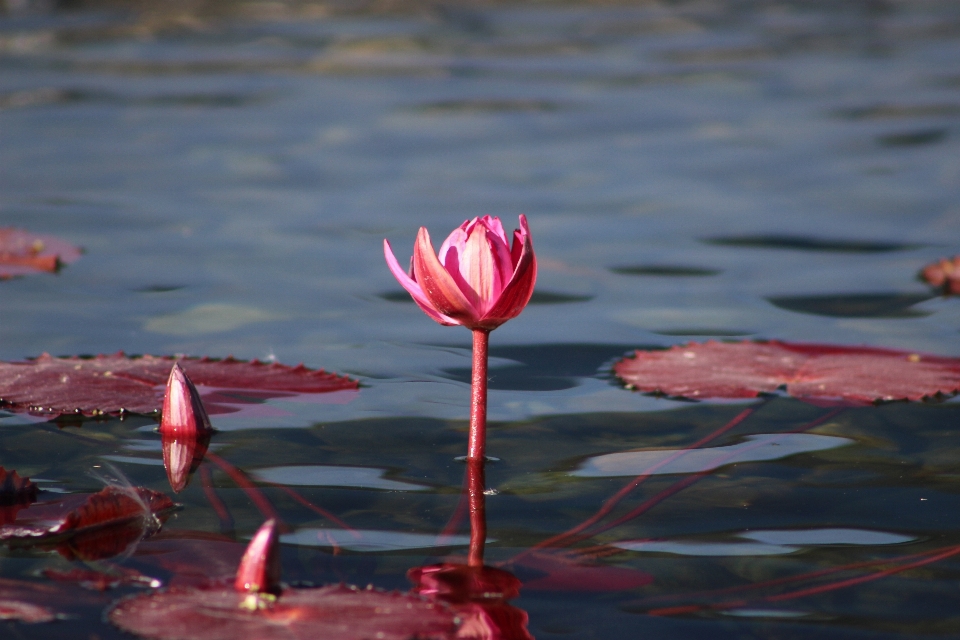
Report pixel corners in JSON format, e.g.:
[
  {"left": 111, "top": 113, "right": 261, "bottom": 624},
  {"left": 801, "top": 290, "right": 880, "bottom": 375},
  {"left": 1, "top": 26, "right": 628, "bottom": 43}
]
[{"left": 1, "top": 1, "right": 960, "bottom": 638}]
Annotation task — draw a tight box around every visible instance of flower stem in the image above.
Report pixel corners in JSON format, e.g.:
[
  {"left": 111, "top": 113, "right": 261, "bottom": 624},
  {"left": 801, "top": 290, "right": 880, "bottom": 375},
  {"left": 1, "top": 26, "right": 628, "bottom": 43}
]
[
  {"left": 468, "top": 328, "right": 490, "bottom": 461},
  {"left": 466, "top": 458, "right": 486, "bottom": 567}
]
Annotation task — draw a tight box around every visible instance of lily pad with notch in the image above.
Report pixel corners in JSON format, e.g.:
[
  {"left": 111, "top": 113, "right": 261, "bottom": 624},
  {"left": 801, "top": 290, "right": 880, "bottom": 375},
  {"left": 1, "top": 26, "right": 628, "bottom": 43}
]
[
  {"left": 614, "top": 340, "right": 960, "bottom": 404},
  {"left": 0, "top": 353, "right": 358, "bottom": 418}
]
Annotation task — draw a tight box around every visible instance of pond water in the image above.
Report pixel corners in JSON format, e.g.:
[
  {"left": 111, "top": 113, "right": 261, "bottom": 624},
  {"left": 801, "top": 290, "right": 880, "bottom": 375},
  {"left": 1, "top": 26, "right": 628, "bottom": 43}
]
[{"left": 2, "top": 0, "right": 960, "bottom": 638}]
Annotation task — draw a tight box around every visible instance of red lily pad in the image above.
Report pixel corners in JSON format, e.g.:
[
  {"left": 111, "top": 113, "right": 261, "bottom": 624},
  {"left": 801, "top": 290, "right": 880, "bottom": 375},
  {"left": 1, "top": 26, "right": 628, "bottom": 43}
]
[
  {"left": 614, "top": 340, "right": 960, "bottom": 404},
  {"left": 0, "top": 485, "right": 176, "bottom": 561},
  {"left": 0, "top": 353, "right": 359, "bottom": 417},
  {"left": 108, "top": 584, "right": 458, "bottom": 640},
  {"left": 0, "top": 228, "right": 82, "bottom": 279}
]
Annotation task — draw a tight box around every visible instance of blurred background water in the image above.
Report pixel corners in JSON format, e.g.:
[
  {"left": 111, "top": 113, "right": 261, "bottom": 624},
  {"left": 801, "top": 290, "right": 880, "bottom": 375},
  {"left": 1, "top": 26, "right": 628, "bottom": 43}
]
[{"left": 1, "top": 1, "right": 960, "bottom": 638}]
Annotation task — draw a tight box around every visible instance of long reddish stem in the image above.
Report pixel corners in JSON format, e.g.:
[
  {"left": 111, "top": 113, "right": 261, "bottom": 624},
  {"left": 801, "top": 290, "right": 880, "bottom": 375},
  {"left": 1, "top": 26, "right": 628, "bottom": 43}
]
[
  {"left": 466, "top": 458, "right": 487, "bottom": 567},
  {"left": 468, "top": 329, "right": 490, "bottom": 461}
]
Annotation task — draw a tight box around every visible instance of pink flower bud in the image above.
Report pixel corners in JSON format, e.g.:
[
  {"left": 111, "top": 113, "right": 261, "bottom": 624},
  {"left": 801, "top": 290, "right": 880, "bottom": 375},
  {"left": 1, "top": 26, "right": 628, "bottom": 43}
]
[
  {"left": 159, "top": 363, "right": 214, "bottom": 493},
  {"left": 235, "top": 519, "right": 281, "bottom": 595},
  {"left": 384, "top": 215, "right": 536, "bottom": 331},
  {"left": 159, "top": 363, "right": 213, "bottom": 437}
]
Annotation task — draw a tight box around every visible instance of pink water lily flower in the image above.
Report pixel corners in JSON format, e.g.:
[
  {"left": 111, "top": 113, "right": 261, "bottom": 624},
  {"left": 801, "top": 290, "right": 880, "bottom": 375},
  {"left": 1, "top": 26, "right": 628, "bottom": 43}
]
[{"left": 384, "top": 215, "right": 537, "bottom": 331}]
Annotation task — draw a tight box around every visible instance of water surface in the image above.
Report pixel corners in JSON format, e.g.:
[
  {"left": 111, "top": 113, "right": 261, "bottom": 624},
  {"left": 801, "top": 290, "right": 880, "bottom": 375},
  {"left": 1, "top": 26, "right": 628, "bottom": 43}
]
[{"left": 1, "top": 1, "right": 960, "bottom": 638}]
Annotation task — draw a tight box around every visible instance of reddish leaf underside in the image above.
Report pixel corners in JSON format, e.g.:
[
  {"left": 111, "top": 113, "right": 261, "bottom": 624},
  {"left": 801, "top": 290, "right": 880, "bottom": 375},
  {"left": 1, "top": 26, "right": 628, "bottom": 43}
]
[
  {"left": 0, "top": 486, "right": 175, "bottom": 561},
  {"left": 614, "top": 340, "right": 960, "bottom": 404},
  {"left": 0, "top": 353, "right": 359, "bottom": 417},
  {"left": 0, "top": 228, "right": 82, "bottom": 279},
  {"left": 108, "top": 584, "right": 458, "bottom": 640}
]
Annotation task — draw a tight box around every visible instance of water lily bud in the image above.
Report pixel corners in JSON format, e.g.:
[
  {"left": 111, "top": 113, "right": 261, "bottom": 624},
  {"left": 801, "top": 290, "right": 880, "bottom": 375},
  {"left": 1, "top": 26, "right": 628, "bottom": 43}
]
[
  {"left": 235, "top": 519, "right": 281, "bottom": 596},
  {"left": 384, "top": 215, "right": 536, "bottom": 331},
  {"left": 159, "top": 363, "right": 213, "bottom": 437},
  {"left": 159, "top": 364, "right": 214, "bottom": 493}
]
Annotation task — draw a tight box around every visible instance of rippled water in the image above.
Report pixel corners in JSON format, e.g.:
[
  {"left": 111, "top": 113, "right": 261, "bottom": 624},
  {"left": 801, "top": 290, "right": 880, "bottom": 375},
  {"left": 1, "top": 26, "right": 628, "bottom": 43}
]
[{"left": 1, "top": 1, "right": 960, "bottom": 638}]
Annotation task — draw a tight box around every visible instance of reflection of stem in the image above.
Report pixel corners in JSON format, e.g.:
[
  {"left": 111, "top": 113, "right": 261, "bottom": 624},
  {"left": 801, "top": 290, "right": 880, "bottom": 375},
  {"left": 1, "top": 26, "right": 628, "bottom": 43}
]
[
  {"left": 646, "top": 542, "right": 960, "bottom": 616},
  {"left": 523, "top": 403, "right": 763, "bottom": 556},
  {"left": 468, "top": 329, "right": 490, "bottom": 462},
  {"left": 467, "top": 458, "right": 486, "bottom": 567},
  {"left": 521, "top": 404, "right": 845, "bottom": 560},
  {"left": 204, "top": 451, "right": 282, "bottom": 527},
  {"left": 199, "top": 465, "right": 234, "bottom": 534}
]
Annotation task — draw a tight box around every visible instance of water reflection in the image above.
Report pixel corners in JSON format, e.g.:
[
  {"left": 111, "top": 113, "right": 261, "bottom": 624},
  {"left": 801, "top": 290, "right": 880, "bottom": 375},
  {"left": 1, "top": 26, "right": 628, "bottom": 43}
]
[
  {"left": 572, "top": 433, "right": 853, "bottom": 478},
  {"left": 161, "top": 429, "right": 211, "bottom": 494},
  {"left": 409, "top": 459, "right": 534, "bottom": 640}
]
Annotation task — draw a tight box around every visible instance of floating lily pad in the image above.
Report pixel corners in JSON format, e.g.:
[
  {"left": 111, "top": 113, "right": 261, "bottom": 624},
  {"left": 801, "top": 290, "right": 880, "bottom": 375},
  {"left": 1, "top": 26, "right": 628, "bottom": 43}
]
[
  {"left": 0, "top": 353, "right": 358, "bottom": 417},
  {"left": 108, "top": 584, "right": 458, "bottom": 640},
  {"left": 614, "top": 340, "right": 960, "bottom": 404},
  {"left": 0, "top": 228, "right": 82, "bottom": 279}
]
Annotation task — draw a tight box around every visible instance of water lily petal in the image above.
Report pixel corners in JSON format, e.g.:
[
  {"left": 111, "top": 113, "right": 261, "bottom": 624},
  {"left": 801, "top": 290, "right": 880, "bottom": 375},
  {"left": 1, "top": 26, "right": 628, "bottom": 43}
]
[
  {"left": 384, "top": 239, "right": 458, "bottom": 326},
  {"left": 460, "top": 223, "right": 504, "bottom": 315},
  {"left": 414, "top": 227, "right": 482, "bottom": 325},
  {"left": 483, "top": 215, "right": 537, "bottom": 327}
]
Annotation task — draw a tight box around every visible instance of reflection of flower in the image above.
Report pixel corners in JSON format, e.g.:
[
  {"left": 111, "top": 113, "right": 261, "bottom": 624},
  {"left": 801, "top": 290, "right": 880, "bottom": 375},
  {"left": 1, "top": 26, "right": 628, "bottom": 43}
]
[
  {"left": 921, "top": 255, "right": 960, "bottom": 294},
  {"left": 408, "top": 563, "right": 533, "bottom": 640},
  {"left": 384, "top": 215, "right": 536, "bottom": 331}
]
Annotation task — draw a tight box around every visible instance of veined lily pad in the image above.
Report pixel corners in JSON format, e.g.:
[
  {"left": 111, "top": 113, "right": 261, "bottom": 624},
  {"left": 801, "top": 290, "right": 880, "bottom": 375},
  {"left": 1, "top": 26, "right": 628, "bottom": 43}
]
[
  {"left": 108, "top": 584, "right": 458, "bottom": 640},
  {"left": 614, "top": 340, "right": 960, "bottom": 404},
  {"left": 0, "top": 353, "right": 358, "bottom": 417}
]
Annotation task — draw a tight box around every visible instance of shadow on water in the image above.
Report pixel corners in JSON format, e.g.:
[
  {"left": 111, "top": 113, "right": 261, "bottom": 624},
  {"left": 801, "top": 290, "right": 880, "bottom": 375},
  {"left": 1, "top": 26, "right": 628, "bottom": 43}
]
[
  {"left": 767, "top": 293, "right": 934, "bottom": 318},
  {"left": 440, "top": 343, "right": 646, "bottom": 391},
  {"left": 703, "top": 236, "right": 922, "bottom": 253},
  {"left": 609, "top": 265, "right": 721, "bottom": 277}
]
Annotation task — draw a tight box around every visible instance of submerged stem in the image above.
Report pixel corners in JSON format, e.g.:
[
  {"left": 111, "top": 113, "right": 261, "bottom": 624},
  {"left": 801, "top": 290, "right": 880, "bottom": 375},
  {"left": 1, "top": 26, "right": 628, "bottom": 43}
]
[
  {"left": 466, "top": 459, "right": 487, "bottom": 567},
  {"left": 468, "top": 329, "right": 490, "bottom": 461}
]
